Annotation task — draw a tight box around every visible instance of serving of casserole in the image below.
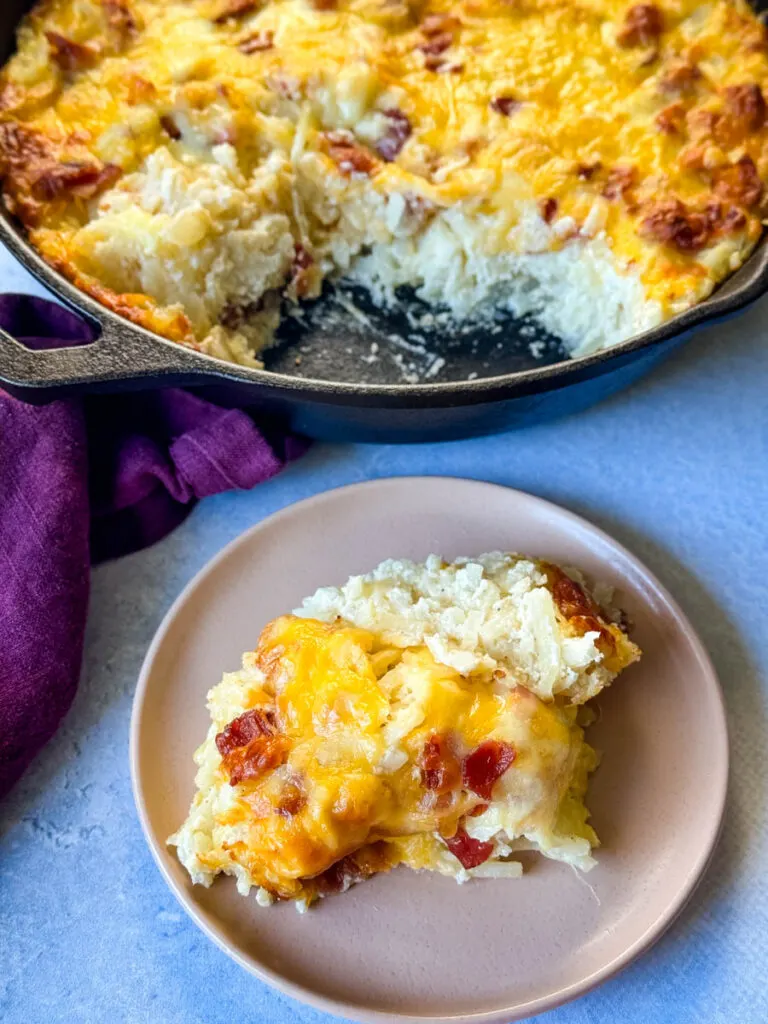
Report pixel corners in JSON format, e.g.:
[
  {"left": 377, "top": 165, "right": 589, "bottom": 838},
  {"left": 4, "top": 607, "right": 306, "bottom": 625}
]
[
  {"left": 1, "top": 0, "right": 767, "bottom": 369},
  {"left": 169, "top": 554, "right": 640, "bottom": 910}
]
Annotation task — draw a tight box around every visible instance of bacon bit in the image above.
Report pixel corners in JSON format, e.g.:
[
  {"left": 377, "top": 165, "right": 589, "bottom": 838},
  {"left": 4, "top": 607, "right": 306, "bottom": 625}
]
[
  {"left": 462, "top": 741, "right": 516, "bottom": 801},
  {"left": 602, "top": 164, "right": 636, "bottom": 200},
  {"left": 723, "top": 83, "right": 767, "bottom": 132},
  {"left": 325, "top": 133, "right": 377, "bottom": 176},
  {"left": 539, "top": 197, "right": 558, "bottom": 223},
  {"left": 468, "top": 802, "right": 489, "bottom": 817},
  {"left": 224, "top": 735, "right": 290, "bottom": 786},
  {"left": 159, "top": 114, "right": 182, "bottom": 140},
  {"left": 658, "top": 60, "right": 700, "bottom": 94},
  {"left": 577, "top": 160, "right": 602, "bottom": 180},
  {"left": 490, "top": 95, "right": 521, "bottom": 117},
  {"left": 419, "top": 735, "right": 461, "bottom": 793},
  {"left": 30, "top": 161, "right": 121, "bottom": 200},
  {"left": 419, "top": 32, "right": 453, "bottom": 57},
  {"left": 213, "top": 0, "right": 257, "bottom": 22},
  {"left": 291, "top": 242, "right": 314, "bottom": 296},
  {"left": 215, "top": 707, "right": 278, "bottom": 756},
  {"left": 215, "top": 708, "right": 288, "bottom": 786},
  {"left": 639, "top": 197, "right": 711, "bottom": 251},
  {"left": 706, "top": 201, "right": 747, "bottom": 233},
  {"left": 238, "top": 29, "right": 274, "bottom": 53},
  {"left": 444, "top": 827, "right": 495, "bottom": 869},
  {"left": 102, "top": 0, "right": 139, "bottom": 39},
  {"left": 713, "top": 155, "right": 764, "bottom": 209},
  {"left": 616, "top": 4, "right": 663, "bottom": 47},
  {"left": 375, "top": 109, "right": 412, "bottom": 162},
  {"left": 655, "top": 102, "right": 686, "bottom": 135},
  {"left": 46, "top": 31, "right": 98, "bottom": 72},
  {"left": 275, "top": 778, "right": 306, "bottom": 817},
  {"left": 314, "top": 854, "right": 365, "bottom": 894},
  {"left": 425, "top": 58, "right": 464, "bottom": 73},
  {"left": 421, "top": 13, "right": 460, "bottom": 35}
]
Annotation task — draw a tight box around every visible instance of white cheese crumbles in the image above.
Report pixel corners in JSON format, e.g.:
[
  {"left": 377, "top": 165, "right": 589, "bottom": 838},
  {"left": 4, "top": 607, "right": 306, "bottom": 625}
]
[{"left": 296, "top": 552, "right": 624, "bottom": 703}]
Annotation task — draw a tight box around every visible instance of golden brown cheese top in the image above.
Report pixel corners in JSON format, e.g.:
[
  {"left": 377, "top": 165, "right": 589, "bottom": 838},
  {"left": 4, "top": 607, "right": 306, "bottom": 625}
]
[
  {"left": 2, "top": 0, "right": 768, "bottom": 334},
  {"left": 195, "top": 615, "right": 594, "bottom": 902}
]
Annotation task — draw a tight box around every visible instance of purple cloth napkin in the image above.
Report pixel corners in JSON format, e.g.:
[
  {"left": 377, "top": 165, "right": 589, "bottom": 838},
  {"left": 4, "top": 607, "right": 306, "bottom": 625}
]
[{"left": 0, "top": 295, "right": 307, "bottom": 799}]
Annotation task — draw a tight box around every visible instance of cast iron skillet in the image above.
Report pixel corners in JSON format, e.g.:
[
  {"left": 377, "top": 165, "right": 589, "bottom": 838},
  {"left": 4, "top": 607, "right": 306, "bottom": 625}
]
[{"left": 1, "top": 0, "right": 767, "bottom": 442}]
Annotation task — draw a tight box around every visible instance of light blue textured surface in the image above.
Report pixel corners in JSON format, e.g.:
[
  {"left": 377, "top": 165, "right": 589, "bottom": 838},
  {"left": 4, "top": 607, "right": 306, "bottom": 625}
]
[{"left": 1, "top": 250, "right": 768, "bottom": 1024}]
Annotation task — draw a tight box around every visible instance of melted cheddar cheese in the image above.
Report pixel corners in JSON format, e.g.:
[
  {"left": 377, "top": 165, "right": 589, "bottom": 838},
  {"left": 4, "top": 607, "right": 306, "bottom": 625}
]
[
  {"left": 169, "top": 555, "right": 640, "bottom": 908},
  {"left": 8, "top": 0, "right": 763, "bottom": 364}
]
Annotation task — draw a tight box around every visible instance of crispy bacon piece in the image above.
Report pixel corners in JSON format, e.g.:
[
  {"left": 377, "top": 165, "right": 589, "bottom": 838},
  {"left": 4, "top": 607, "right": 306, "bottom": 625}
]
[
  {"left": 655, "top": 102, "right": 686, "bottom": 135},
  {"left": 616, "top": 4, "right": 663, "bottom": 47},
  {"left": 418, "top": 32, "right": 453, "bottom": 57},
  {"left": 444, "top": 827, "right": 494, "bottom": 869},
  {"left": 658, "top": 60, "right": 700, "bottom": 94},
  {"left": 462, "top": 741, "right": 516, "bottom": 801},
  {"left": 539, "top": 197, "right": 558, "bottom": 223},
  {"left": 424, "top": 57, "right": 463, "bottom": 74},
  {"left": 31, "top": 161, "right": 121, "bottom": 200},
  {"left": 577, "top": 161, "right": 602, "bottom": 180},
  {"left": 213, "top": 0, "right": 257, "bottom": 22},
  {"left": 638, "top": 197, "right": 711, "bottom": 251},
  {"left": 224, "top": 736, "right": 289, "bottom": 786},
  {"left": 215, "top": 708, "right": 288, "bottom": 786},
  {"left": 723, "top": 83, "right": 766, "bottom": 132},
  {"left": 419, "top": 735, "right": 461, "bottom": 793},
  {"left": 375, "top": 109, "right": 412, "bottom": 162},
  {"left": 159, "top": 114, "right": 182, "bottom": 140},
  {"left": 291, "top": 242, "right": 314, "bottom": 296},
  {"left": 602, "top": 164, "right": 636, "bottom": 201},
  {"left": 704, "top": 200, "right": 747, "bottom": 233},
  {"left": 275, "top": 777, "right": 306, "bottom": 817},
  {"left": 490, "top": 95, "right": 521, "bottom": 117},
  {"left": 102, "top": 0, "right": 139, "bottom": 39},
  {"left": 238, "top": 29, "right": 274, "bottom": 53},
  {"left": 45, "top": 31, "right": 98, "bottom": 72},
  {"left": 325, "top": 133, "right": 377, "bottom": 176},
  {"left": 214, "top": 707, "right": 275, "bottom": 755},
  {"left": 713, "top": 155, "right": 763, "bottom": 209}
]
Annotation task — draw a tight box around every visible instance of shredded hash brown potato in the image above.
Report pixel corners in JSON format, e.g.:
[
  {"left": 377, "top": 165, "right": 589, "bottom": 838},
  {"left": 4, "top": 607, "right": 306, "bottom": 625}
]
[
  {"left": 2, "top": 0, "right": 768, "bottom": 366},
  {"left": 169, "top": 554, "right": 640, "bottom": 909}
]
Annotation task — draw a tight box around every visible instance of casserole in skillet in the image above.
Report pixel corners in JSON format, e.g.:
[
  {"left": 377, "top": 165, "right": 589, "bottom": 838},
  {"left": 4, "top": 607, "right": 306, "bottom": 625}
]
[{"left": 2, "top": 0, "right": 768, "bottom": 371}]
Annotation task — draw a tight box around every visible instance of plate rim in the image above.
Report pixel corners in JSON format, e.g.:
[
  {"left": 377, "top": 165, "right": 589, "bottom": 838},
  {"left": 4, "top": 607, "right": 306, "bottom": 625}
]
[{"left": 129, "top": 476, "right": 729, "bottom": 1024}]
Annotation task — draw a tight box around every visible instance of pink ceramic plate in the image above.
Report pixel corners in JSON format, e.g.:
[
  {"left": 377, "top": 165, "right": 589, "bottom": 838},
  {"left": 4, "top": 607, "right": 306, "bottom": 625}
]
[{"left": 130, "top": 477, "right": 728, "bottom": 1024}]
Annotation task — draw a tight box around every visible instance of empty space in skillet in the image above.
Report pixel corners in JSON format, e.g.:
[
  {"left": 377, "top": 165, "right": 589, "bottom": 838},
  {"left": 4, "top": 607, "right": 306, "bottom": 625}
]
[{"left": 262, "top": 283, "right": 568, "bottom": 385}]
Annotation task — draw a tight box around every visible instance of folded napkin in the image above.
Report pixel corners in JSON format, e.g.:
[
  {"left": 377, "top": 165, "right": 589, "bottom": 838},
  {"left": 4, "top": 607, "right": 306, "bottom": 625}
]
[{"left": 0, "top": 295, "right": 307, "bottom": 799}]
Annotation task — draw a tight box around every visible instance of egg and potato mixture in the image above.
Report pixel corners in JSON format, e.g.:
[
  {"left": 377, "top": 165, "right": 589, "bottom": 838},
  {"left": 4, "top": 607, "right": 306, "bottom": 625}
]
[
  {"left": 1, "top": 0, "right": 768, "bottom": 365},
  {"left": 169, "top": 554, "right": 640, "bottom": 909}
]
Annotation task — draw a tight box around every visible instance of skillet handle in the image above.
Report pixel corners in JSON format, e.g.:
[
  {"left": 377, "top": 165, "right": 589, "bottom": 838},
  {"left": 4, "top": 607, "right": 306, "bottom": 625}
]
[{"left": 0, "top": 293, "right": 214, "bottom": 400}]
